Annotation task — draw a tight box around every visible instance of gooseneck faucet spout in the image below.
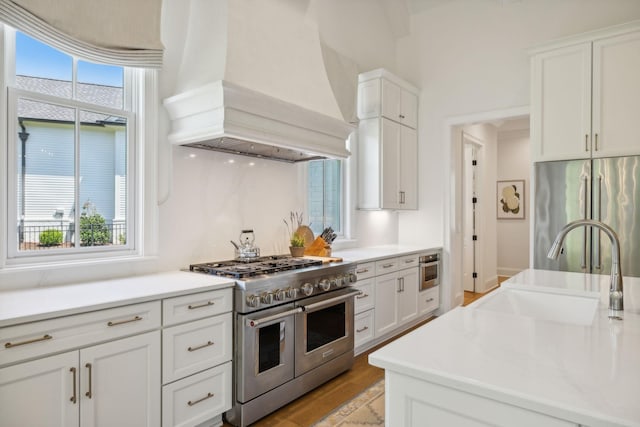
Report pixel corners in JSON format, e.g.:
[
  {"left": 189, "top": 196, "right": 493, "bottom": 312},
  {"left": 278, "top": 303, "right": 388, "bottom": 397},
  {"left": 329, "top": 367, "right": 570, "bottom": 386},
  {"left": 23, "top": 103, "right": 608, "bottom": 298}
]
[{"left": 547, "top": 219, "right": 623, "bottom": 312}]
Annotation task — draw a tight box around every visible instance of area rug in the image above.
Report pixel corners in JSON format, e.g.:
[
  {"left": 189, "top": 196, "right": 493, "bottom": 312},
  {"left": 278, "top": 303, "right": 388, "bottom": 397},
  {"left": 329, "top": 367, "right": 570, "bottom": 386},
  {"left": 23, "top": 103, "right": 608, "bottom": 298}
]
[{"left": 313, "top": 379, "right": 385, "bottom": 427}]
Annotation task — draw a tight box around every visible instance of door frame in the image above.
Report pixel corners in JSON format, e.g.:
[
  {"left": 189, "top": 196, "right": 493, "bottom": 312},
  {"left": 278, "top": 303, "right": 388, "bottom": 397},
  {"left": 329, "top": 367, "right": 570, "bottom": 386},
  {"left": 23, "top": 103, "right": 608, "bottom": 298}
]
[
  {"left": 441, "top": 106, "right": 529, "bottom": 312},
  {"left": 461, "top": 132, "right": 484, "bottom": 292}
]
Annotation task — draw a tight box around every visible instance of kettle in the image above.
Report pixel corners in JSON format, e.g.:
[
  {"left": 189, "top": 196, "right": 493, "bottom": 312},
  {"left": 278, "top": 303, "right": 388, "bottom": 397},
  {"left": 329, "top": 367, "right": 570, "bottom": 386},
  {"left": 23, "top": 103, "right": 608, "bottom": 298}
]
[{"left": 231, "top": 229, "right": 260, "bottom": 260}]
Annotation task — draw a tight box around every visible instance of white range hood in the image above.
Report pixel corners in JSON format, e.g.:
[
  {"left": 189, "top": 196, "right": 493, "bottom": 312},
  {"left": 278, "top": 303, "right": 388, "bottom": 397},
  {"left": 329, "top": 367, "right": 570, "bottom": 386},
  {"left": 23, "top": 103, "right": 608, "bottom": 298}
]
[{"left": 163, "top": 0, "right": 355, "bottom": 163}]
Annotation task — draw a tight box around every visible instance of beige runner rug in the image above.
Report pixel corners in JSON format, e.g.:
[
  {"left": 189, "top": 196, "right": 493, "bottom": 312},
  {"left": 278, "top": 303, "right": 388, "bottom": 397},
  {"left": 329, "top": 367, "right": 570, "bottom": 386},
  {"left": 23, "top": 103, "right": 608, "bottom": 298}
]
[{"left": 313, "top": 379, "right": 385, "bottom": 427}]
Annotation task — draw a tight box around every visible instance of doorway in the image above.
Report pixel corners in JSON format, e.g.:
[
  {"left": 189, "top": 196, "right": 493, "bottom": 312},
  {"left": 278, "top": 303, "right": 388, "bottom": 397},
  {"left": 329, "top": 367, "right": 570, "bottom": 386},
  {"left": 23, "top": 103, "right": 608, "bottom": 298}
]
[{"left": 462, "top": 133, "right": 482, "bottom": 292}]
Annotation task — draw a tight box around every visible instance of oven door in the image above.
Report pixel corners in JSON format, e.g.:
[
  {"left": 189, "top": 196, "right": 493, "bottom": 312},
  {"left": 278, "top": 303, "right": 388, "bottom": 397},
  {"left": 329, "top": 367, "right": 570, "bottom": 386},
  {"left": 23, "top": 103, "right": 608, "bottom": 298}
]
[
  {"left": 294, "top": 288, "right": 359, "bottom": 376},
  {"left": 420, "top": 260, "right": 440, "bottom": 291},
  {"left": 237, "top": 303, "right": 301, "bottom": 402}
]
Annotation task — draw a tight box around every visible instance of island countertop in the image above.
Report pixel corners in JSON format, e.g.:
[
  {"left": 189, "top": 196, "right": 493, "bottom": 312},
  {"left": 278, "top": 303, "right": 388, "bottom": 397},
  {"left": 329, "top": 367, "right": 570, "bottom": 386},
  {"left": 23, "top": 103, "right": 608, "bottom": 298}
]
[{"left": 369, "top": 269, "right": 640, "bottom": 427}]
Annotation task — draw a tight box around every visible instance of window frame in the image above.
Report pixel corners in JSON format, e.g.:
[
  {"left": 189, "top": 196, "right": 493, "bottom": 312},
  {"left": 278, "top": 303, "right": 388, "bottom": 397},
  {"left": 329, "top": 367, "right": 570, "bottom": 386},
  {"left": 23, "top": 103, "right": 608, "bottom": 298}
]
[{"left": 0, "top": 24, "right": 158, "bottom": 269}]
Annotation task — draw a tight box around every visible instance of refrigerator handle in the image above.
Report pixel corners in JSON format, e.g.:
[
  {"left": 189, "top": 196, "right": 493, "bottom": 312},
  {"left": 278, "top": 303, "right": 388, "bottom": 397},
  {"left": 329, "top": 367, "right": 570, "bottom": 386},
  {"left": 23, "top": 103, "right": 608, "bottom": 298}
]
[
  {"left": 594, "top": 175, "right": 602, "bottom": 270},
  {"left": 581, "top": 175, "right": 588, "bottom": 270}
]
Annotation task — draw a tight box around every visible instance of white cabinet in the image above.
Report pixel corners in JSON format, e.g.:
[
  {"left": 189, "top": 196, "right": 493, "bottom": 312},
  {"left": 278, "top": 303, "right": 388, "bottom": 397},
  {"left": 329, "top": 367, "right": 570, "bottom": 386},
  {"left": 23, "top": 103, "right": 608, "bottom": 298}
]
[
  {"left": 357, "top": 69, "right": 419, "bottom": 210},
  {"left": 161, "top": 288, "right": 233, "bottom": 427},
  {"left": 373, "top": 254, "right": 420, "bottom": 338},
  {"left": 358, "top": 69, "right": 418, "bottom": 129},
  {"left": 0, "top": 331, "right": 161, "bottom": 427},
  {"left": 531, "top": 26, "right": 640, "bottom": 161},
  {"left": 358, "top": 118, "right": 418, "bottom": 210}
]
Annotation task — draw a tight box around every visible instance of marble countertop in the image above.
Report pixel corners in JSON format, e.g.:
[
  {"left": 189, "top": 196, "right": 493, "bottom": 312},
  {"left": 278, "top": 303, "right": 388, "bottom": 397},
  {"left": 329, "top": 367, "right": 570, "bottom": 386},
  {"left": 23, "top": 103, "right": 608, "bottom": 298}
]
[
  {"left": 333, "top": 244, "right": 441, "bottom": 263},
  {"left": 369, "top": 269, "right": 640, "bottom": 427},
  {"left": 0, "top": 271, "right": 234, "bottom": 327}
]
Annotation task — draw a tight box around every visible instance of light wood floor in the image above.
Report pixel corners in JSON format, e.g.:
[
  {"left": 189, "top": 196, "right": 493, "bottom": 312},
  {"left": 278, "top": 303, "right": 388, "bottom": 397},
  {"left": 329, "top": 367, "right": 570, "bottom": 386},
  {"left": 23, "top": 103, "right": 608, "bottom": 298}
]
[{"left": 224, "top": 281, "right": 505, "bottom": 426}]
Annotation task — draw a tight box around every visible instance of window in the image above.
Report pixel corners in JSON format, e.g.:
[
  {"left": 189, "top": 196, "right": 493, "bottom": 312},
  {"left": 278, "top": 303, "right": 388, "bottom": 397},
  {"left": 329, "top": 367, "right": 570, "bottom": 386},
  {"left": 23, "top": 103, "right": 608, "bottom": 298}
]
[
  {"left": 307, "top": 159, "right": 343, "bottom": 237},
  {"left": 5, "top": 30, "right": 137, "bottom": 258}
]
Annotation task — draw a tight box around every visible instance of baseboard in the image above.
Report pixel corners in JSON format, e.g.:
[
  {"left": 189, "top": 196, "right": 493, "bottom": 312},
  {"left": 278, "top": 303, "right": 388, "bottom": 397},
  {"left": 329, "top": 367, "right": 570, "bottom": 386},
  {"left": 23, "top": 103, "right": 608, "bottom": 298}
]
[{"left": 497, "top": 267, "right": 524, "bottom": 277}]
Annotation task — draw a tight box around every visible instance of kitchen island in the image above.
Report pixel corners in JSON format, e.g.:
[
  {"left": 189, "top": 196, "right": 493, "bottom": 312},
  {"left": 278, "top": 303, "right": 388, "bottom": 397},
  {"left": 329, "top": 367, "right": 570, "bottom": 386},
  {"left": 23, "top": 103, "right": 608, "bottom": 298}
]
[{"left": 369, "top": 269, "right": 640, "bottom": 427}]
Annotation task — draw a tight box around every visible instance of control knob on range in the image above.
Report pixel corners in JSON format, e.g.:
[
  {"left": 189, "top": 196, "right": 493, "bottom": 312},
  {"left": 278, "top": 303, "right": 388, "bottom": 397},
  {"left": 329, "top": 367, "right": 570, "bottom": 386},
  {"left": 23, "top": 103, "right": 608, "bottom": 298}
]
[
  {"left": 286, "top": 287, "right": 299, "bottom": 299},
  {"left": 260, "top": 292, "right": 274, "bottom": 305},
  {"left": 318, "top": 279, "right": 331, "bottom": 292},
  {"left": 348, "top": 272, "right": 357, "bottom": 284},
  {"left": 246, "top": 294, "right": 260, "bottom": 308},
  {"left": 273, "top": 289, "right": 286, "bottom": 301},
  {"left": 301, "top": 282, "right": 314, "bottom": 296}
]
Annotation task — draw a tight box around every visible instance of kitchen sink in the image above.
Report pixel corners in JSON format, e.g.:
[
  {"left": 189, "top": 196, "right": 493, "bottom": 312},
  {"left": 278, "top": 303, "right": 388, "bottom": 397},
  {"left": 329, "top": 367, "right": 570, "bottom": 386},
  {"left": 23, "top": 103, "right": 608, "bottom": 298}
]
[{"left": 472, "top": 288, "right": 599, "bottom": 326}]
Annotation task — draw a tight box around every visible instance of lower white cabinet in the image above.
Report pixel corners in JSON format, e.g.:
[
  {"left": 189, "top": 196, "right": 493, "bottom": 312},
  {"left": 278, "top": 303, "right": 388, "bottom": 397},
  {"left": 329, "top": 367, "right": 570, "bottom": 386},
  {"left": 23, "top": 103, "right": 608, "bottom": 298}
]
[
  {"left": 374, "top": 257, "right": 420, "bottom": 338},
  {"left": 354, "top": 310, "right": 374, "bottom": 348},
  {"left": 418, "top": 286, "right": 440, "bottom": 316},
  {"left": 0, "top": 330, "right": 161, "bottom": 427}
]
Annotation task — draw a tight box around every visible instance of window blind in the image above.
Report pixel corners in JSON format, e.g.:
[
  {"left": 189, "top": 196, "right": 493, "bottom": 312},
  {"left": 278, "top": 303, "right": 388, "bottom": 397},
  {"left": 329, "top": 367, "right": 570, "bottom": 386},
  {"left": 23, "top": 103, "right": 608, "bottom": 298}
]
[{"left": 0, "top": 0, "right": 163, "bottom": 68}]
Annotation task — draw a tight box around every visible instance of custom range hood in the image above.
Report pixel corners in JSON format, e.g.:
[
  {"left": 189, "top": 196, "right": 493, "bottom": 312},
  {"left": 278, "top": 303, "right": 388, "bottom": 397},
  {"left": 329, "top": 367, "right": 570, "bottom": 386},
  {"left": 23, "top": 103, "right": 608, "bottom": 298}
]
[{"left": 163, "top": 0, "right": 355, "bottom": 163}]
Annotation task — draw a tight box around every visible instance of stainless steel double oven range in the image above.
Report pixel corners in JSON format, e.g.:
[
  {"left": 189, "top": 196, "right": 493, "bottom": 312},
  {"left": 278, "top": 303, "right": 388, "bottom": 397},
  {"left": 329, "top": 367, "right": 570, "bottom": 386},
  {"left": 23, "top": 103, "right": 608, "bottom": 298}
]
[{"left": 190, "top": 256, "right": 358, "bottom": 427}]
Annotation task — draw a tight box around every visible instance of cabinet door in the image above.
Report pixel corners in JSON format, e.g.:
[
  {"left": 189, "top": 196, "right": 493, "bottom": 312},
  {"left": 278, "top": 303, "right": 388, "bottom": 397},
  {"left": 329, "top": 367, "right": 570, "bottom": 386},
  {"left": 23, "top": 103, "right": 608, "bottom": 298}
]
[
  {"left": 399, "top": 126, "right": 418, "bottom": 209},
  {"left": 0, "top": 351, "right": 79, "bottom": 427},
  {"left": 357, "top": 78, "right": 381, "bottom": 120},
  {"left": 374, "top": 273, "right": 399, "bottom": 337},
  {"left": 381, "top": 119, "right": 401, "bottom": 209},
  {"left": 592, "top": 31, "right": 640, "bottom": 158},
  {"left": 400, "top": 90, "right": 418, "bottom": 129},
  {"left": 354, "top": 277, "right": 375, "bottom": 314},
  {"left": 531, "top": 43, "right": 592, "bottom": 161},
  {"left": 397, "top": 268, "right": 419, "bottom": 324},
  {"left": 381, "top": 79, "right": 402, "bottom": 123},
  {"left": 80, "top": 331, "right": 160, "bottom": 427}
]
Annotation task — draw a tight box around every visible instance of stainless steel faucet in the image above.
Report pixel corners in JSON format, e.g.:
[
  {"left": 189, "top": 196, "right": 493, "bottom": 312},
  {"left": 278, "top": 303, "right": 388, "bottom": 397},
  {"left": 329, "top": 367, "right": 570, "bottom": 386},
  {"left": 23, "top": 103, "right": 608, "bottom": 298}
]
[{"left": 547, "top": 219, "right": 623, "bottom": 312}]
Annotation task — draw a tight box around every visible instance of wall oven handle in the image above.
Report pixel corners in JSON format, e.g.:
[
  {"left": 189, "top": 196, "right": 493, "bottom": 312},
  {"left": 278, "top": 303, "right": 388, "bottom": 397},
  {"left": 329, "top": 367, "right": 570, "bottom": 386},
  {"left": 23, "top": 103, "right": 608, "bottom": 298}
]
[
  {"left": 301, "top": 289, "right": 360, "bottom": 312},
  {"left": 246, "top": 307, "right": 303, "bottom": 327}
]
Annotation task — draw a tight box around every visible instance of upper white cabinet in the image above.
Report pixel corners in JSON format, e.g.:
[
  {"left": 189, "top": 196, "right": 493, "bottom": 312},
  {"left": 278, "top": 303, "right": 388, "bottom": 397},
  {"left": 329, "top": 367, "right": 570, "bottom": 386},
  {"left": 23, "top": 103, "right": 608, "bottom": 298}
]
[
  {"left": 531, "top": 24, "right": 640, "bottom": 161},
  {"left": 357, "top": 69, "right": 419, "bottom": 210},
  {"left": 358, "top": 69, "right": 418, "bottom": 129}
]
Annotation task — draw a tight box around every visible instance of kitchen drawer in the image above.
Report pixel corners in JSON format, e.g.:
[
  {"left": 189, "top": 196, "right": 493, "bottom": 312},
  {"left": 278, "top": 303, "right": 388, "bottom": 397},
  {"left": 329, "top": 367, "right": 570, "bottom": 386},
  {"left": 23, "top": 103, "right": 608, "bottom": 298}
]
[
  {"left": 398, "top": 254, "right": 419, "bottom": 270},
  {"left": 354, "top": 310, "right": 374, "bottom": 348},
  {"left": 418, "top": 286, "right": 440, "bottom": 315},
  {"left": 163, "top": 288, "right": 232, "bottom": 326},
  {"left": 162, "top": 361, "right": 232, "bottom": 427},
  {"left": 354, "top": 278, "right": 375, "bottom": 314},
  {"left": 162, "top": 313, "right": 232, "bottom": 384},
  {"left": 375, "top": 257, "right": 399, "bottom": 275},
  {"left": 355, "top": 262, "right": 375, "bottom": 280},
  {"left": 0, "top": 301, "right": 161, "bottom": 367}
]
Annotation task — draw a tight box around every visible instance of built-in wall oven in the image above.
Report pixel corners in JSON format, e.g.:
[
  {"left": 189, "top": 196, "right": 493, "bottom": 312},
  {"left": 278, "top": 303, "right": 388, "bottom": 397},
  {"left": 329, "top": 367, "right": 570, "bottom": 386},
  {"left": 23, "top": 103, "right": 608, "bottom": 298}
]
[{"left": 419, "top": 251, "right": 441, "bottom": 291}]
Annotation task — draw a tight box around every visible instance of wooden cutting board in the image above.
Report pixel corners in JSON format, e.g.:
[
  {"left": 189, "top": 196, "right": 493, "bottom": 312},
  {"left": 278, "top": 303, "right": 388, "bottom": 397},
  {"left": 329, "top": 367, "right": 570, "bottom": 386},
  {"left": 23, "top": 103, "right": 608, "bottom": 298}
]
[{"left": 302, "top": 255, "right": 343, "bottom": 264}]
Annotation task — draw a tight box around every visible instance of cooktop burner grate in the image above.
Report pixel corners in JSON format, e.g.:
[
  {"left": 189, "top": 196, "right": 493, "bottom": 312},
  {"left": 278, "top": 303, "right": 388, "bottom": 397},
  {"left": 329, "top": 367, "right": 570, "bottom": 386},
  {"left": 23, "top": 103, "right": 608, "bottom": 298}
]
[{"left": 189, "top": 255, "right": 323, "bottom": 279}]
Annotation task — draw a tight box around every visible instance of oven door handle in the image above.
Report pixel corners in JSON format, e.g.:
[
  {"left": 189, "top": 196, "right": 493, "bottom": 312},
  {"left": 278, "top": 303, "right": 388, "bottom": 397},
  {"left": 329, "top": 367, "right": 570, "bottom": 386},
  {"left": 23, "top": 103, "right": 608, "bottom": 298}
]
[
  {"left": 301, "top": 289, "right": 360, "bottom": 312},
  {"left": 246, "top": 307, "right": 303, "bottom": 327}
]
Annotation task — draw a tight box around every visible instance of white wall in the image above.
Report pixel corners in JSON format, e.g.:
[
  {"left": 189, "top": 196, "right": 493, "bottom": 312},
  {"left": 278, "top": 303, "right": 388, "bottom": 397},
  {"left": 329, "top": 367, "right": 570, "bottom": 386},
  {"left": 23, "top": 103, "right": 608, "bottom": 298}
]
[
  {"left": 394, "top": 0, "right": 640, "bottom": 310},
  {"left": 497, "top": 129, "right": 531, "bottom": 277}
]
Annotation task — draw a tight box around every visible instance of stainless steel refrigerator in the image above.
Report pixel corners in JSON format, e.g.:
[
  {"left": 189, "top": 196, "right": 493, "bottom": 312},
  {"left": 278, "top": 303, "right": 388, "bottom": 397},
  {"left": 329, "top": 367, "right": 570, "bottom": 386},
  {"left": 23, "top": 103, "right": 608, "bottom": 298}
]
[{"left": 534, "top": 156, "right": 640, "bottom": 277}]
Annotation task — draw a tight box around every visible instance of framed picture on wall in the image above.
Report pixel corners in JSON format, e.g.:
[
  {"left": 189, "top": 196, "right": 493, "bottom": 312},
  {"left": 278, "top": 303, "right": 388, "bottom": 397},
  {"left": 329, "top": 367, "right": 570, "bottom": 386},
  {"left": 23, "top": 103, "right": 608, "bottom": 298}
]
[{"left": 497, "top": 180, "right": 525, "bottom": 219}]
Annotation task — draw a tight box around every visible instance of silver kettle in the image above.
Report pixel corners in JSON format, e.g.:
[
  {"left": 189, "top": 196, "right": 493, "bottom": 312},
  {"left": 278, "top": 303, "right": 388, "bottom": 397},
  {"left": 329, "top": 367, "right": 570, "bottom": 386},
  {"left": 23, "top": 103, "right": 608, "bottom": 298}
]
[{"left": 231, "top": 229, "right": 260, "bottom": 260}]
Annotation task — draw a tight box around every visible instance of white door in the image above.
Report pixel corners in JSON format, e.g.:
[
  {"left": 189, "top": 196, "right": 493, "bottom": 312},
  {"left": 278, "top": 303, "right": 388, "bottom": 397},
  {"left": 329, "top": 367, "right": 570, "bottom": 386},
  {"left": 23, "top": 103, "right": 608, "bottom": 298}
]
[
  {"left": 531, "top": 42, "right": 592, "bottom": 161},
  {"left": 400, "top": 126, "right": 418, "bottom": 209},
  {"left": 381, "top": 119, "right": 401, "bottom": 209},
  {"left": 397, "top": 268, "right": 419, "bottom": 323},
  {"left": 80, "top": 331, "right": 160, "bottom": 427},
  {"left": 462, "top": 137, "right": 480, "bottom": 292},
  {"left": 374, "top": 273, "right": 399, "bottom": 337},
  {"left": 592, "top": 31, "right": 640, "bottom": 158},
  {"left": 0, "top": 351, "right": 79, "bottom": 427}
]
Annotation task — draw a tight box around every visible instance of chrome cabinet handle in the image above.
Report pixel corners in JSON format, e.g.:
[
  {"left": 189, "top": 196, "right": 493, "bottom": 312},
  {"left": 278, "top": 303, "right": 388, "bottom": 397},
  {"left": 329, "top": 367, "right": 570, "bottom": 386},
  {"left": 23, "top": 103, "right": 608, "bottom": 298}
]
[
  {"left": 188, "top": 392, "right": 214, "bottom": 406},
  {"left": 4, "top": 334, "right": 52, "bottom": 348},
  {"left": 107, "top": 315, "right": 142, "bottom": 327},
  {"left": 404, "top": 259, "right": 415, "bottom": 264},
  {"left": 426, "top": 298, "right": 435, "bottom": 303},
  {"left": 356, "top": 292, "right": 369, "bottom": 299},
  {"left": 85, "top": 363, "right": 92, "bottom": 399},
  {"left": 595, "top": 133, "right": 599, "bottom": 151},
  {"left": 356, "top": 268, "right": 369, "bottom": 274},
  {"left": 382, "top": 263, "right": 394, "bottom": 269},
  {"left": 188, "top": 301, "right": 215, "bottom": 310},
  {"left": 188, "top": 341, "right": 214, "bottom": 352},
  {"left": 70, "top": 367, "right": 77, "bottom": 404},
  {"left": 585, "top": 134, "right": 589, "bottom": 152},
  {"left": 356, "top": 326, "right": 369, "bottom": 333}
]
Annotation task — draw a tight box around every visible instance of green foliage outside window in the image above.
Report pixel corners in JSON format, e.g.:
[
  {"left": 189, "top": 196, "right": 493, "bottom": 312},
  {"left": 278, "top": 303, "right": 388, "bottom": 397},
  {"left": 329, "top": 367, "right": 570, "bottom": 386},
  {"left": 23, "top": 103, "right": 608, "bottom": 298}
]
[
  {"left": 39, "top": 229, "right": 63, "bottom": 246},
  {"left": 80, "top": 201, "right": 111, "bottom": 246}
]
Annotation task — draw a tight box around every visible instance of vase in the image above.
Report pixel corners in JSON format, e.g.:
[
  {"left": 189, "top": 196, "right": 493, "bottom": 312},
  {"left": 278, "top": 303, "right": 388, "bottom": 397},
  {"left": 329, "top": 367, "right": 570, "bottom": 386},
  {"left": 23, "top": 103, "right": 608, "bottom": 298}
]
[{"left": 289, "top": 246, "right": 305, "bottom": 257}]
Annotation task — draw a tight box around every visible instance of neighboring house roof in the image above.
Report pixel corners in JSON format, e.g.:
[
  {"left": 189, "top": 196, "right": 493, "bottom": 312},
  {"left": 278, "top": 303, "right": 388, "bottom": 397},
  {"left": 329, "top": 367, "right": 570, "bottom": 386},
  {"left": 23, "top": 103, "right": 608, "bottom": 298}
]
[{"left": 16, "top": 75, "right": 125, "bottom": 124}]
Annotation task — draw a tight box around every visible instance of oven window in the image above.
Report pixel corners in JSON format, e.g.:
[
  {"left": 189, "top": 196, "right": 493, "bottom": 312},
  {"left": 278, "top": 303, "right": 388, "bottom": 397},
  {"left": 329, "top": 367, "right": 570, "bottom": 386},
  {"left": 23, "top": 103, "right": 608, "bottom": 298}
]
[
  {"left": 306, "top": 302, "right": 346, "bottom": 353},
  {"left": 258, "top": 322, "right": 283, "bottom": 373},
  {"left": 423, "top": 264, "right": 438, "bottom": 282}
]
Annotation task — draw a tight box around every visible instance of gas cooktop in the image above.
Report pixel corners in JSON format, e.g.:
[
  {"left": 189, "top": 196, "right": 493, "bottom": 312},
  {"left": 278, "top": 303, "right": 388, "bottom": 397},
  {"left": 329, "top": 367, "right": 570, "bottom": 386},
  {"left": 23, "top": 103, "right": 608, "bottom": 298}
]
[{"left": 189, "top": 255, "right": 323, "bottom": 279}]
